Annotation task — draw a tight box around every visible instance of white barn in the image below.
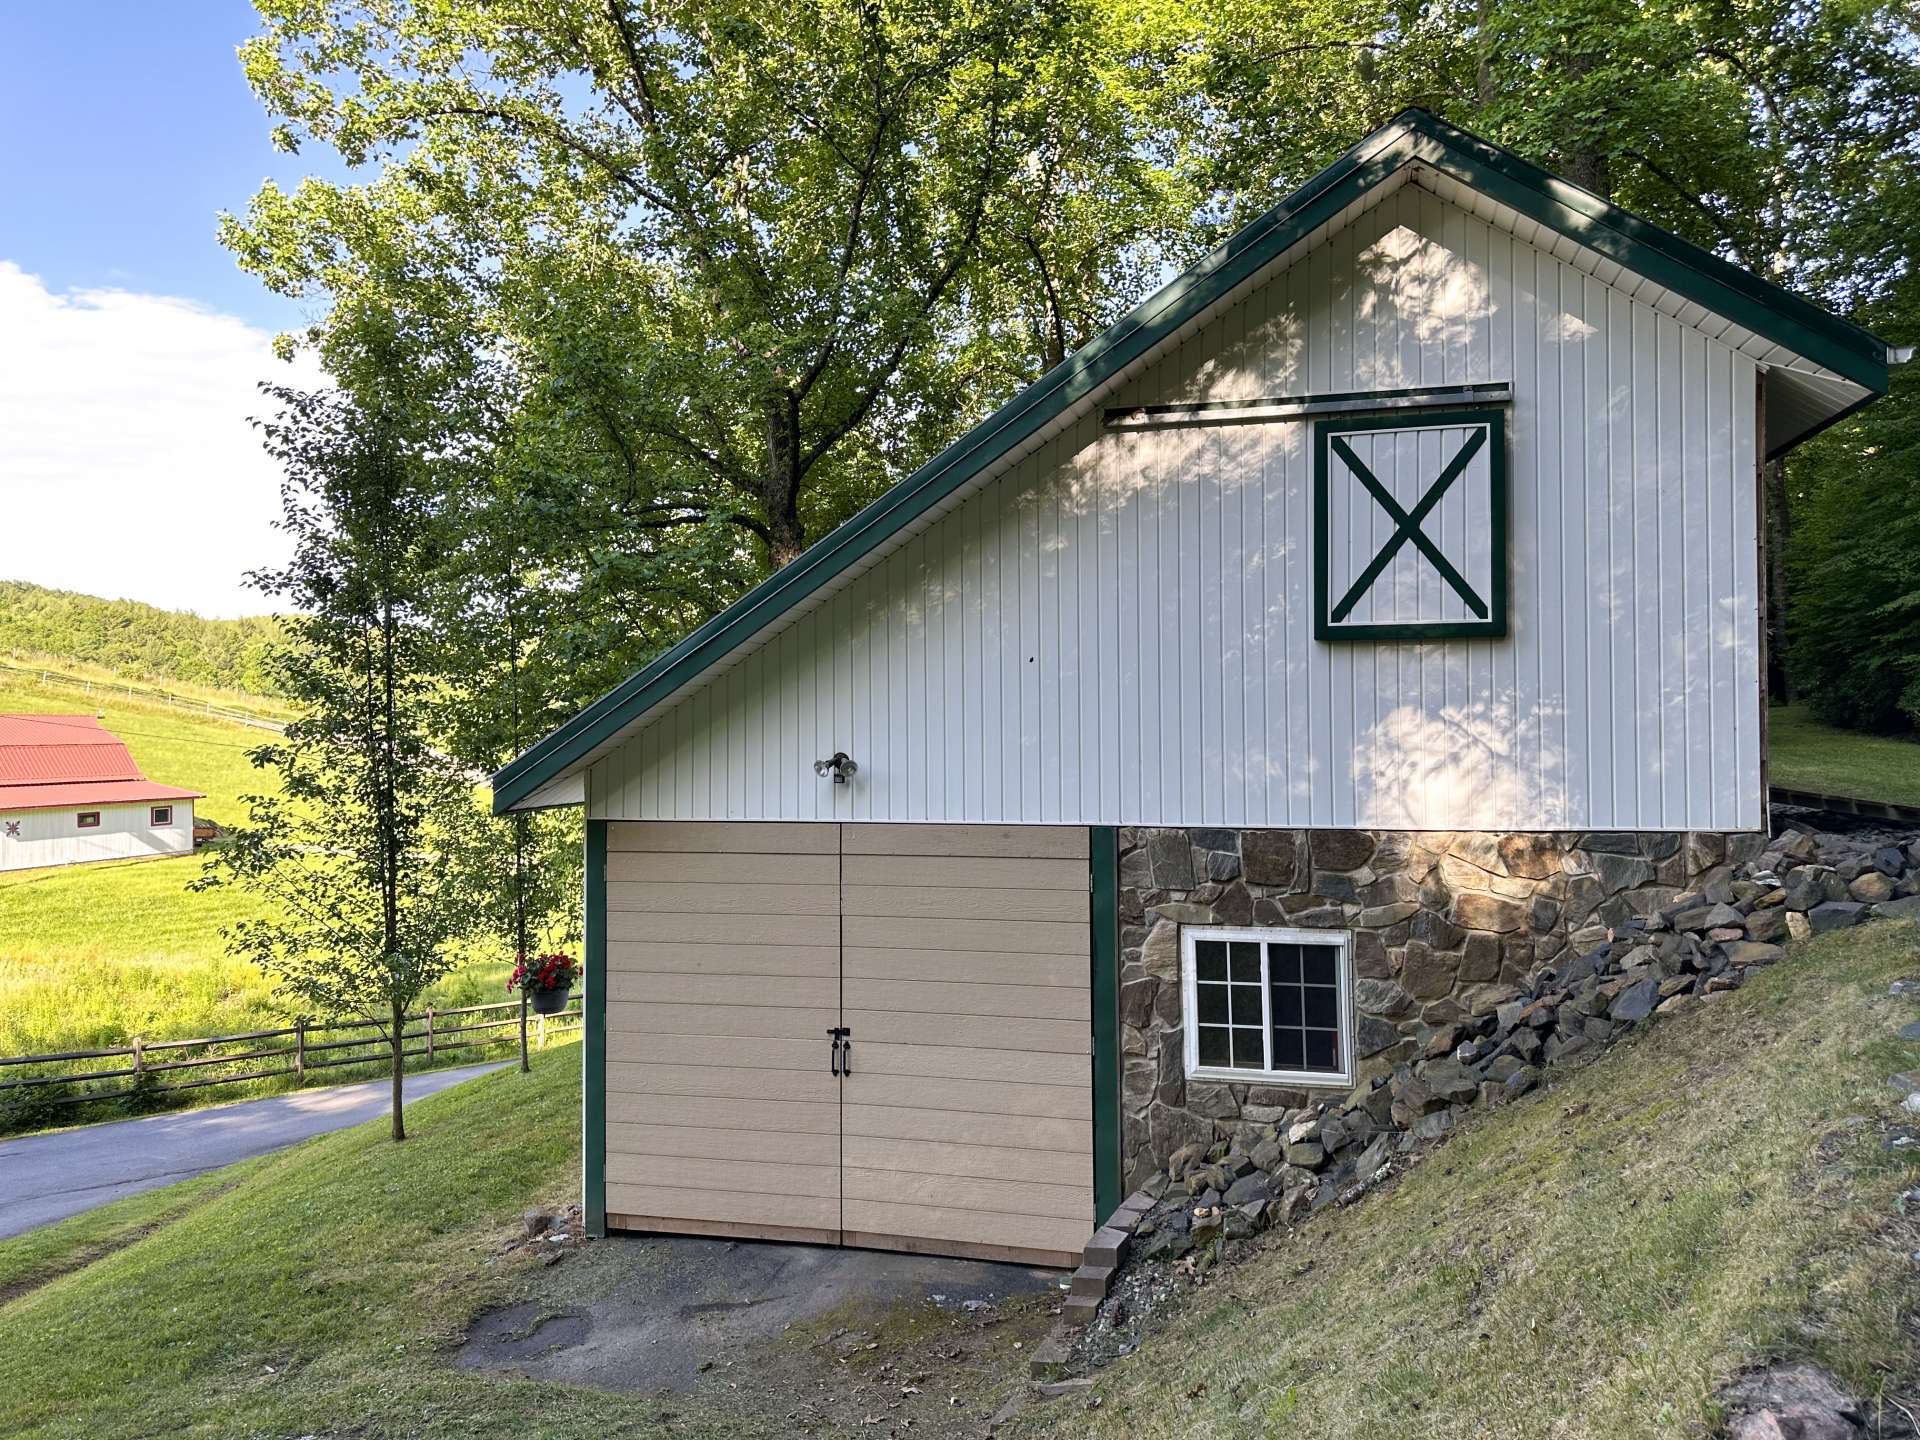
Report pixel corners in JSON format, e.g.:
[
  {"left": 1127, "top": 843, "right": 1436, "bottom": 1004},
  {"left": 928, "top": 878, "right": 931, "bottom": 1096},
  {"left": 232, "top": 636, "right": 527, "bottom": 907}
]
[
  {"left": 495, "top": 112, "right": 1895, "bottom": 1265},
  {"left": 0, "top": 714, "right": 201, "bottom": 873}
]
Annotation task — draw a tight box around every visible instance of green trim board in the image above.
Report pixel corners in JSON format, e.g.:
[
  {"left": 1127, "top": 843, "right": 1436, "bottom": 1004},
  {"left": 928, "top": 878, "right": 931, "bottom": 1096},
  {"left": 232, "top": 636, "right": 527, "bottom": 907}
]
[
  {"left": 1314, "top": 407, "right": 1510, "bottom": 642},
  {"left": 1090, "top": 826, "right": 1122, "bottom": 1225},
  {"left": 492, "top": 109, "right": 1889, "bottom": 813},
  {"left": 1104, "top": 381, "right": 1513, "bottom": 428},
  {"left": 583, "top": 818, "right": 607, "bottom": 1239}
]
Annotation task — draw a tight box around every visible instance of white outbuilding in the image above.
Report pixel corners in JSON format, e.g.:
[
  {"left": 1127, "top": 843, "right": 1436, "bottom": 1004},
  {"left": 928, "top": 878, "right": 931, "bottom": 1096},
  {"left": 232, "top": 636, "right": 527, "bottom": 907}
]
[
  {"left": 495, "top": 111, "right": 1896, "bottom": 1266},
  {"left": 0, "top": 714, "right": 201, "bottom": 873}
]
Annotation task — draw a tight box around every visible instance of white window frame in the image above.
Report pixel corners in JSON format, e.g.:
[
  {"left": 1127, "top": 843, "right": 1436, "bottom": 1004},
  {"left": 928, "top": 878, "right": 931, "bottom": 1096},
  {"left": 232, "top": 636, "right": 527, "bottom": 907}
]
[
  {"left": 1180, "top": 925, "right": 1355, "bottom": 1088},
  {"left": 150, "top": 805, "right": 174, "bottom": 828}
]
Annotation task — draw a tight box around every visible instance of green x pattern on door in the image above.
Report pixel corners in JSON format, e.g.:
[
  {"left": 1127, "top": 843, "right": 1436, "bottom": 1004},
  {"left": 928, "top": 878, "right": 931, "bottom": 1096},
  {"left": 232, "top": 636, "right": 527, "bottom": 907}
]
[{"left": 1313, "top": 406, "right": 1509, "bottom": 642}]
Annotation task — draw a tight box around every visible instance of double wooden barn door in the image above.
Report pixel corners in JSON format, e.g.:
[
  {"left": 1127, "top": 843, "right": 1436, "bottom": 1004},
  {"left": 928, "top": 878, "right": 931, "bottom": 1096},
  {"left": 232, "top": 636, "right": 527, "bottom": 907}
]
[{"left": 601, "top": 821, "right": 1094, "bottom": 1267}]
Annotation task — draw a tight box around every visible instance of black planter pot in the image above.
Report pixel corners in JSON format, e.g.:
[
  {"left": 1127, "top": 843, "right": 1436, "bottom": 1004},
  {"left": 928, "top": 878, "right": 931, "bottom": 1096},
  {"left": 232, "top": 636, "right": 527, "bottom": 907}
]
[{"left": 529, "top": 984, "right": 572, "bottom": 1016}]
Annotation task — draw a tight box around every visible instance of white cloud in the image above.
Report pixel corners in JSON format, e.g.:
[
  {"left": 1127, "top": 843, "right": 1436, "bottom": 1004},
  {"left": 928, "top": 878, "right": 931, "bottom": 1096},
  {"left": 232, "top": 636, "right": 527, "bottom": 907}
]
[{"left": 0, "top": 262, "right": 325, "bottom": 618}]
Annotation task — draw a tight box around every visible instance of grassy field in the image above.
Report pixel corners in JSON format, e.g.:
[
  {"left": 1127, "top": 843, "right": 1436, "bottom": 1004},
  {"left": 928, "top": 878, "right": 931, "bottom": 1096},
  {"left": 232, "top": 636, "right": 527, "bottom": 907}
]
[
  {"left": 1770, "top": 702, "right": 1920, "bottom": 808},
  {"left": 1, "top": 929, "right": 1915, "bottom": 1437},
  {"left": 0, "top": 671, "right": 514, "bottom": 1077},
  {"left": 1016, "top": 921, "right": 1920, "bottom": 1440},
  {"left": 0, "top": 1044, "right": 737, "bottom": 1440}
]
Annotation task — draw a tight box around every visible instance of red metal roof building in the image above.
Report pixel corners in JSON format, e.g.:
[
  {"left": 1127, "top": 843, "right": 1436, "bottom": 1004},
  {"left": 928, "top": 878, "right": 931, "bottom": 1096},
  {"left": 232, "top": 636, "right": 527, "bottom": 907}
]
[
  {"left": 0, "top": 714, "right": 202, "bottom": 813},
  {"left": 0, "top": 715, "right": 203, "bottom": 872}
]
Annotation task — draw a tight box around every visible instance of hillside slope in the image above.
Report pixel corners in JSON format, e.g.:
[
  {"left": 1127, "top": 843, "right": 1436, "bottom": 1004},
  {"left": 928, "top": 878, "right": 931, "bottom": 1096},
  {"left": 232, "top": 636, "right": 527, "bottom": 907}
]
[
  {"left": 1017, "top": 921, "right": 1920, "bottom": 1439},
  {"left": 0, "top": 580, "right": 280, "bottom": 697},
  {"left": 0, "top": 927, "right": 1915, "bottom": 1438}
]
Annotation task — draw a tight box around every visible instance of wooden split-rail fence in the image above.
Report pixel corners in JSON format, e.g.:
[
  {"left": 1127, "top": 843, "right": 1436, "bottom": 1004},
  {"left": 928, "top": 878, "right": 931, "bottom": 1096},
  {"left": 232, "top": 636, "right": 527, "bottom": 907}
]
[{"left": 0, "top": 998, "right": 582, "bottom": 1111}]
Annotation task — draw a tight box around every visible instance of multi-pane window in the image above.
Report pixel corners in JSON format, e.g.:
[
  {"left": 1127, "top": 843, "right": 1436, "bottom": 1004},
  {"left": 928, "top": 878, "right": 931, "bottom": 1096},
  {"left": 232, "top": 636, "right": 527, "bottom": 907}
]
[{"left": 1180, "top": 927, "right": 1353, "bottom": 1086}]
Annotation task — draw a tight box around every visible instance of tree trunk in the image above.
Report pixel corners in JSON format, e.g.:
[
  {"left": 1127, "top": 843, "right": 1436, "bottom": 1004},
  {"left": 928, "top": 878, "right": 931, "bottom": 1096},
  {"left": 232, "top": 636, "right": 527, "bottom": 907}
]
[
  {"left": 390, "top": 999, "right": 407, "bottom": 1142},
  {"left": 1765, "top": 457, "right": 1791, "bottom": 702},
  {"left": 762, "top": 391, "right": 807, "bottom": 566},
  {"left": 1559, "top": 52, "right": 1610, "bottom": 200}
]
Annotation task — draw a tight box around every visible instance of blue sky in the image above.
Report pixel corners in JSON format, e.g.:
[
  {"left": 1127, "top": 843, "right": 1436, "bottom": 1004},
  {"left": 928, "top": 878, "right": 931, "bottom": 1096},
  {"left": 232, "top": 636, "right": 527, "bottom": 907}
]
[
  {"left": 0, "top": 1, "right": 330, "bottom": 330},
  {"left": 0, "top": 3, "right": 335, "bottom": 616}
]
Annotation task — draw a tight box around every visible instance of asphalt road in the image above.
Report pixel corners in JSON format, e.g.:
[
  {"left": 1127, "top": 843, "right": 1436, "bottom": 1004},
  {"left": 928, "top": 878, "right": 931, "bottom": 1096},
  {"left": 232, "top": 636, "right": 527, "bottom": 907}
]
[{"left": 0, "top": 1062, "right": 504, "bottom": 1241}]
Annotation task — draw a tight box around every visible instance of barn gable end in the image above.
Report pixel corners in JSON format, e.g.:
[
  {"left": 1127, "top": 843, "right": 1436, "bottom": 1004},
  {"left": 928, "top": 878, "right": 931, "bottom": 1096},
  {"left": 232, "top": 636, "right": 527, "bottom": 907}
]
[{"left": 587, "top": 175, "right": 1770, "bottom": 833}]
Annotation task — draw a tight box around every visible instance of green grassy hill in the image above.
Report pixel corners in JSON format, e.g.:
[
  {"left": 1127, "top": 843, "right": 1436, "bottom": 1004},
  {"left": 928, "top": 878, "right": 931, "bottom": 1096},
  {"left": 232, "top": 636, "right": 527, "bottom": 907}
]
[
  {"left": 0, "top": 670, "right": 507, "bottom": 1062},
  {"left": 0, "top": 927, "right": 1914, "bottom": 1438},
  {"left": 1770, "top": 702, "right": 1920, "bottom": 808},
  {"left": 1016, "top": 921, "right": 1920, "bottom": 1440},
  {"left": 0, "top": 671, "right": 288, "bottom": 1055},
  {"left": 0, "top": 579, "right": 282, "bottom": 698}
]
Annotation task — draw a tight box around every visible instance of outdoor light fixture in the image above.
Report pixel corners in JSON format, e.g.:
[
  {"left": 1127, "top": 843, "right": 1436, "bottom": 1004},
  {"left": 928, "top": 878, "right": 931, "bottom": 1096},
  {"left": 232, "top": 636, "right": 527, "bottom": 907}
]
[{"left": 813, "top": 752, "right": 858, "bottom": 784}]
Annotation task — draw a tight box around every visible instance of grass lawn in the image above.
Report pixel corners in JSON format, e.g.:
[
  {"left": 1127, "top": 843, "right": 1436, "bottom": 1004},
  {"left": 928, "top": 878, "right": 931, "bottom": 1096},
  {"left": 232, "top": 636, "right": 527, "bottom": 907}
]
[
  {"left": 1770, "top": 702, "right": 1920, "bottom": 809},
  {"left": 2, "top": 930, "right": 1916, "bottom": 1438},
  {"left": 0, "top": 1044, "right": 721, "bottom": 1440},
  {"left": 0, "top": 672, "right": 516, "bottom": 1073},
  {"left": 1015, "top": 921, "right": 1920, "bottom": 1440}
]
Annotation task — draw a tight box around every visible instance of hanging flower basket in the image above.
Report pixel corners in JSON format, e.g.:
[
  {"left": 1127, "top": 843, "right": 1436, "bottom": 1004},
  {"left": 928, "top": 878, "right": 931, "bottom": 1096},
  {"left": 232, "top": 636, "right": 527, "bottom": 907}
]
[{"left": 508, "top": 953, "right": 580, "bottom": 1015}]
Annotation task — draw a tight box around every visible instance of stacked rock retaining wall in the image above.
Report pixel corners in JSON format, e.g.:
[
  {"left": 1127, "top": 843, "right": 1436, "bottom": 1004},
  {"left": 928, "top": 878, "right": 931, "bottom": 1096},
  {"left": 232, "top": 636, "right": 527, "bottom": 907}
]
[
  {"left": 1116, "top": 818, "right": 1920, "bottom": 1238},
  {"left": 1118, "top": 826, "right": 1771, "bottom": 1186}
]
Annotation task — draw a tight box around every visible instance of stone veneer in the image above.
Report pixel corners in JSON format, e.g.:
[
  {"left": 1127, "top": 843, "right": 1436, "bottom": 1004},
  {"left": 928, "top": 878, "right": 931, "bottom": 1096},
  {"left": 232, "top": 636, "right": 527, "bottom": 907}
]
[{"left": 1116, "top": 826, "right": 1764, "bottom": 1186}]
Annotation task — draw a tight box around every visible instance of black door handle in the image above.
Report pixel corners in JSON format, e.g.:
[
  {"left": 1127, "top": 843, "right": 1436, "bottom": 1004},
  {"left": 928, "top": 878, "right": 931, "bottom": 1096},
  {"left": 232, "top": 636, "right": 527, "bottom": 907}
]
[
  {"left": 828, "top": 1027, "right": 842, "bottom": 1076},
  {"left": 840, "top": 1033, "right": 852, "bottom": 1076}
]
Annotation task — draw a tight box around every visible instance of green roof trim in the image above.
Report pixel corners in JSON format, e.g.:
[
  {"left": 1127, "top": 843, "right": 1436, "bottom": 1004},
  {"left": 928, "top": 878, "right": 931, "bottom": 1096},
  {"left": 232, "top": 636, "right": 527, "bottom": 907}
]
[{"left": 492, "top": 109, "right": 1891, "bottom": 813}]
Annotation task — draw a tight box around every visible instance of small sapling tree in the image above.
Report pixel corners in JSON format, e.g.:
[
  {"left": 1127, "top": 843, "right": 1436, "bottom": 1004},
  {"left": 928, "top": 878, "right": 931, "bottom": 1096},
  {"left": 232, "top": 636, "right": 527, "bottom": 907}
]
[{"left": 200, "top": 380, "right": 476, "bottom": 1141}]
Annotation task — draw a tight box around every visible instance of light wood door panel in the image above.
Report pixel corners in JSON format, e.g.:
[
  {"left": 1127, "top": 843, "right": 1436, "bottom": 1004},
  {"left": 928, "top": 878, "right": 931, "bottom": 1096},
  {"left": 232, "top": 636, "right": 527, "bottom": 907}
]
[
  {"left": 607, "top": 1092, "right": 839, "bottom": 1135},
  {"left": 841, "top": 1135, "right": 1091, "bottom": 1187},
  {"left": 599, "top": 819, "right": 1093, "bottom": 1265},
  {"left": 609, "top": 1153, "right": 840, "bottom": 1200},
  {"left": 609, "top": 821, "right": 837, "bottom": 853},
  {"left": 842, "top": 947, "right": 1085, "bottom": 988},
  {"left": 608, "top": 1185, "right": 840, "bottom": 1234},
  {"left": 607, "top": 940, "right": 838, "bottom": 977},
  {"left": 839, "top": 826, "right": 1092, "bottom": 1264},
  {"left": 842, "top": 855, "right": 1089, "bottom": 890},
  {"left": 841, "top": 884, "right": 1087, "bottom": 923},
  {"left": 842, "top": 1167, "right": 1091, "bottom": 1220},
  {"left": 840, "top": 1200, "right": 1091, "bottom": 1256},
  {"left": 608, "top": 1123, "right": 839, "bottom": 1167},
  {"left": 603, "top": 820, "right": 844, "bottom": 1246},
  {"left": 607, "top": 1000, "right": 838, "bottom": 1041},
  {"left": 608, "top": 1060, "right": 839, "bottom": 1103},
  {"left": 841, "top": 1103, "right": 1092, "bottom": 1153},
  {"left": 841, "top": 978, "right": 1089, "bottom": 1021},
  {"left": 844, "top": 1009, "right": 1088, "bottom": 1053},
  {"left": 609, "top": 850, "right": 839, "bottom": 885},
  {"left": 841, "top": 824, "right": 1089, "bottom": 859}
]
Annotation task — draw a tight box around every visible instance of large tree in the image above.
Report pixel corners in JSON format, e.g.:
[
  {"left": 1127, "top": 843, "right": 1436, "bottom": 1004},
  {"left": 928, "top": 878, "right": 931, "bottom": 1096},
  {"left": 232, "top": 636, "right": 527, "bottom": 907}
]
[{"left": 226, "top": 0, "right": 1184, "bottom": 571}]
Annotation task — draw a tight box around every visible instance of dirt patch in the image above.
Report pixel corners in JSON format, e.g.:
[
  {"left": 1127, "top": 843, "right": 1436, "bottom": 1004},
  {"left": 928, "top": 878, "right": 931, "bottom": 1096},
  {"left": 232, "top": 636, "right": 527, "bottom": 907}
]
[{"left": 456, "top": 1232, "right": 1066, "bottom": 1437}]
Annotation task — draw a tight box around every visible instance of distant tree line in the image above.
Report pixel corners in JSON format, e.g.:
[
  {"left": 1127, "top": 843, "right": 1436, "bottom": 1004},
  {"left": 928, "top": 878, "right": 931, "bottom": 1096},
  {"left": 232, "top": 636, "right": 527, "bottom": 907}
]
[{"left": 0, "top": 581, "right": 283, "bottom": 698}]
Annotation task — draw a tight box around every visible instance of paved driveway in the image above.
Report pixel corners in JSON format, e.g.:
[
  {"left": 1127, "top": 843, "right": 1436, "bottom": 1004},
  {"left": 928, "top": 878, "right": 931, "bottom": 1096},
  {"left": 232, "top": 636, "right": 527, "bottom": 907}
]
[{"left": 0, "top": 1062, "right": 503, "bottom": 1240}]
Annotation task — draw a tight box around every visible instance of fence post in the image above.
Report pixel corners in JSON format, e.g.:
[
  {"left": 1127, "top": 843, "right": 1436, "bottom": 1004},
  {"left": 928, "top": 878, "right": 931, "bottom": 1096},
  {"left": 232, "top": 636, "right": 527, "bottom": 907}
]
[
  {"left": 293, "top": 1017, "right": 306, "bottom": 1080},
  {"left": 130, "top": 1036, "right": 144, "bottom": 1085},
  {"left": 425, "top": 1008, "right": 435, "bottom": 1062}
]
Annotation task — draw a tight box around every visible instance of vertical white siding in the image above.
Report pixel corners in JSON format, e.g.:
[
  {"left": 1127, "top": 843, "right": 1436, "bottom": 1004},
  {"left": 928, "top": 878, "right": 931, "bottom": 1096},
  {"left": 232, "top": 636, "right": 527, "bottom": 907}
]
[
  {"left": 590, "top": 180, "right": 1761, "bottom": 831},
  {"left": 0, "top": 799, "right": 195, "bottom": 872}
]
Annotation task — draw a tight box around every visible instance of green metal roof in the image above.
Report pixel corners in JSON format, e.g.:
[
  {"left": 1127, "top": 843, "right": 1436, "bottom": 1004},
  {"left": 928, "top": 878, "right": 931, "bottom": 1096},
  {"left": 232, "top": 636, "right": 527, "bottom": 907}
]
[{"left": 493, "top": 108, "right": 1892, "bottom": 813}]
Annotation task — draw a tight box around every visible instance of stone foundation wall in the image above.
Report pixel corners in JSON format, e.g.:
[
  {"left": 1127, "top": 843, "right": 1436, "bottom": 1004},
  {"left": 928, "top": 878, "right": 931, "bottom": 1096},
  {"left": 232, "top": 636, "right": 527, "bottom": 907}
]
[{"left": 1117, "top": 826, "right": 1763, "bottom": 1186}]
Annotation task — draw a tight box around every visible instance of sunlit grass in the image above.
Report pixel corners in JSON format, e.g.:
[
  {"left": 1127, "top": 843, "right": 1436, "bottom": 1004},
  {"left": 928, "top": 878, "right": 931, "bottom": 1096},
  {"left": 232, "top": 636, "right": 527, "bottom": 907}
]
[
  {"left": 1770, "top": 702, "right": 1920, "bottom": 808},
  {"left": 1016, "top": 922, "right": 1920, "bottom": 1440}
]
